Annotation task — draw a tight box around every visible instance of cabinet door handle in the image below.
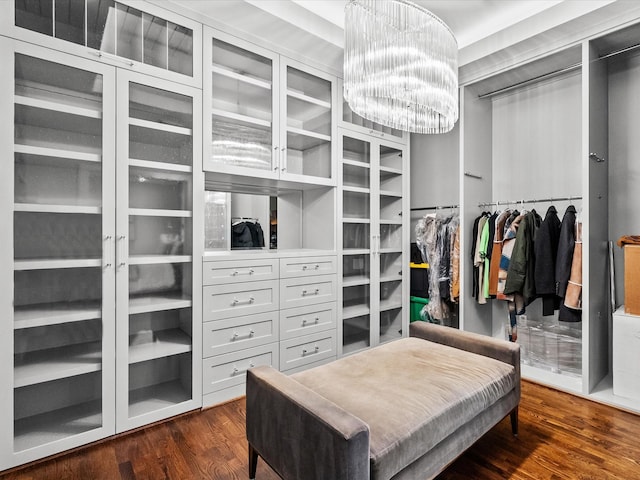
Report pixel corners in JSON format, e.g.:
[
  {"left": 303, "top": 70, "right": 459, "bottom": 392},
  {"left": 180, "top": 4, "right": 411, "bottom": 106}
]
[
  {"left": 302, "top": 345, "right": 320, "bottom": 356},
  {"left": 232, "top": 329, "right": 255, "bottom": 340},
  {"left": 231, "top": 269, "right": 254, "bottom": 276},
  {"left": 273, "top": 146, "right": 279, "bottom": 171},
  {"left": 281, "top": 147, "right": 287, "bottom": 172},
  {"left": 231, "top": 296, "right": 255, "bottom": 306},
  {"left": 301, "top": 288, "right": 320, "bottom": 297},
  {"left": 104, "top": 235, "right": 114, "bottom": 269},
  {"left": 92, "top": 50, "right": 135, "bottom": 67},
  {"left": 315, "top": 264, "right": 320, "bottom": 270},
  {"left": 117, "top": 234, "right": 126, "bottom": 269}
]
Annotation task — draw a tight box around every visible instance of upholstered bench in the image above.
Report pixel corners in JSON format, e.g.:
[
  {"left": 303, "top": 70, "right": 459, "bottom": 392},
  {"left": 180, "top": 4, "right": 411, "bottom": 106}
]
[{"left": 246, "top": 321, "right": 520, "bottom": 480}]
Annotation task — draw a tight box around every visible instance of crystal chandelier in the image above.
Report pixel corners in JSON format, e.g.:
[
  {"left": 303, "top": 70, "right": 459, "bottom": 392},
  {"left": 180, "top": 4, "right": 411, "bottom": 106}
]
[{"left": 344, "top": 0, "right": 459, "bottom": 134}]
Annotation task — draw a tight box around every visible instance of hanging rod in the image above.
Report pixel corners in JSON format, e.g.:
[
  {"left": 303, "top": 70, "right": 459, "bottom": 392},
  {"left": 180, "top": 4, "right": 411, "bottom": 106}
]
[
  {"left": 411, "top": 204, "right": 459, "bottom": 212},
  {"left": 477, "top": 196, "right": 582, "bottom": 208},
  {"left": 477, "top": 62, "right": 581, "bottom": 99}
]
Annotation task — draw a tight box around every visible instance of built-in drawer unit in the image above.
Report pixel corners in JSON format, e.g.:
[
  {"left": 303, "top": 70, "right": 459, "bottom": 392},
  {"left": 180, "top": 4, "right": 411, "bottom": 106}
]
[
  {"left": 203, "top": 258, "right": 279, "bottom": 285},
  {"left": 280, "top": 274, "right": 336, "bottom": 310},
  {"left": 203, "top": 311, "right": 280, "bottom": 358},
  {"left": 203, "top": 343, "right": 279, "bottom": 396},
  {"left": 279, "top": 256, "right": 337, "bottom": 278},
  {"left": 280, "top": 330, "right": 336, "bottom": 372},
  {"left": 203, "top": 280, "right": 279, "bottom": 320},
  {"left": 280, "top": 302, "right": 336, "bottom": 340}
]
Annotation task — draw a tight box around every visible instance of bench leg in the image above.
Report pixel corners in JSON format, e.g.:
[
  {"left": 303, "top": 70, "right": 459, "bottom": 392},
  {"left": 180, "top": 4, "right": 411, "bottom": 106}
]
[
  {"left": 510, "top": 407, "right": 519, "bottom": 436},
  {"left": 249, "top": 443, "right": 259, "bottom": 479}
]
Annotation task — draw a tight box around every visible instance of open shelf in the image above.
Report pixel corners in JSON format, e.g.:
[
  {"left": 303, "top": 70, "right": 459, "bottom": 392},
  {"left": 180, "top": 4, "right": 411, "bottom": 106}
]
[
  {"left": 14, "top": 258, "right": 101, "bottom": 270},
  {"left": 129, "top": 294, "right": 192, "bottom": 315},
  {"left": 14, "top": 144, "right": 101, "bottom": 163},
  {"left": 14, "top": 301, "right": 102, "bottom": 330},
  {"left": 129, "top": 329, "right": 192, "bottom": 364},
  {"left": 128, "top": 380, "right": 191, "bottom": 419},
  {"left": 14, "top": 342, "right": 102, "bottom": 388},
  {"left": 14, "top": 399, "right": 102, "bottom": 453}
]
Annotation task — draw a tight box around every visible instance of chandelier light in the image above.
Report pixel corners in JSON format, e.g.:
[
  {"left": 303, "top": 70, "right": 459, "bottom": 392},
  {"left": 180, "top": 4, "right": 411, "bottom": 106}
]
[{"left": 344, "top": 0, "right": 459, "bottom": 134}]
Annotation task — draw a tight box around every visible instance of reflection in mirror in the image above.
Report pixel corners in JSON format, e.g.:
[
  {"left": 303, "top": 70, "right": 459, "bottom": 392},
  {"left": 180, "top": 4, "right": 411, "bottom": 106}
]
[{"left": 205, "top": 191, "right": 276, "bottom": 251}]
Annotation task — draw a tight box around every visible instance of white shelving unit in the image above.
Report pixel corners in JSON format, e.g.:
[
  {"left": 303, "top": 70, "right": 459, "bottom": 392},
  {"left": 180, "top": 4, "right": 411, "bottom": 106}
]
[{"left": 338, "top": 127, "right": 409, "bottom": 357}]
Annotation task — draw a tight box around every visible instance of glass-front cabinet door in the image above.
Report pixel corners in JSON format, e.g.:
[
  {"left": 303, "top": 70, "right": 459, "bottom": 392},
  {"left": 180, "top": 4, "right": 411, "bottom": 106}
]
[
  {"left": 204, "top": 29, "right": 279, "bottom": 179},
  {"left": 116, "top": 71, "right": 201, "bottom": 432},
  {"left": 340, "top": 134, "right": 372, "bottom": 355},
  {"left": 280, "top": 59, "right": 336, "bottom": 185},
  {"left": 339, "top": 129, "right": 408, "bottom": 357},
  {"left": 0, "top": 39, "right": 116, "bottom": 468}
]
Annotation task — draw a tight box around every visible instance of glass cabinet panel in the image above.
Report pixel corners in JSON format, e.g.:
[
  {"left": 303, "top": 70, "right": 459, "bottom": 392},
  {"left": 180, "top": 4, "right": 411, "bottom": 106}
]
[
  {"left": 122, "top": 79, "right": 195, "bottom": 426},
  {"left": 14, "top": 0, "right": 194, "bottom": 77},
  {"left": 210, "top": 38, "right": 275, "bottom": 171},
  {"left": 284, "top": 66, "right": 332, "bottom": 179},
  {"left": 12, "top": 52, "right": 109, "bottom": 452}
]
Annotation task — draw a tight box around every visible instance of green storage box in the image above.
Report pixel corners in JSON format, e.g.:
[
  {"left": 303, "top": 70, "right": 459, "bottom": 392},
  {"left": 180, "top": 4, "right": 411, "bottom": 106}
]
[{"left": 410, "top": 296, "right": 429, "bottom": 322}]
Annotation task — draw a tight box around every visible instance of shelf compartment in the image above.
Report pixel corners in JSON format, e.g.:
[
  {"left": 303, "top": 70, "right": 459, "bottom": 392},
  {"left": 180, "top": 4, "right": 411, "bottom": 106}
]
[
  {"left": 14, "top": 301, "right": 102, "bottom": 330},
  {"left": 343, "top": 314, "right": 370, "bottom": 355},
  {"left": 15, "top": 150, "right": 102, "bottom": 207},
  {"left": 128, "top": 215, "right": 192, "bottom": 256},
  {"left": 380, "top": 196, "right": 403, "bottom": 223},
  {"left": 342, "top": 304, "right": 371, "bottom": 320},
  {"left": 343, "top": 223, "right": 370, "bottom": 250},
  {"left": 286, "top": 127, "right": 331, "bottom": 149},
  {"left": 343, "top": 190, "right": 370, "bottom": 220},
  {"left": 212, "top": 108, "right": 271, "bottom": 129},
  {"left": 129, "top": 83, "right": 192, "bottom": 131},
  {"left": 342, "top": 158, "right": 371, "bottom": 169},
  {"left": 14, "top": 341, "right": 102, "bottom": 388},
  {"left": 14, "top": 267, "right": 102, "bottom": 309},
  {"left": 287, "top": 66, "right": 331, "bottom": 105},
  {"left": 14, "top": 370, "right": 103, "bottom": 452},
  {"left": 379, "top": 147, "right": 403, "bottom": 170},
  {"left": 380, "top": 307, "right": 403, "bottom": 344},
  {"left": 129, "top": 170, "right": 192, "bottom": 211},
  {"left": 129, "top": 328, "right": 192, "bottom": 364},
  {"left": 15, "top": 103, "right": 102, "bottom": 137},
  {"left": 212, "top": 64, "right": 271, "bottom": 90},
  {"left": 343, "top": 163, "right": 370, "bottom": 189},
  {"left": 212, "top": 81, "right": 272, "bottom": 124},
  {"left": 343, "top": 253, "right": 370, "bottom": 281},
  {"left": 14, "top": 211, "right": 102, "bottom": 261},
  {"left": 285, "top": 134, "right": 332, "bottom": 179},
  {"left": 380, "top": 252, "right": 403, "bottom": 279},
  {"left": 129, "top": 125, "right": 193, "bottom": 166},
  {"left": 212, "top": 36, "right": 273, "bottom": 86},
  {"left": 128, "top": 378, "right": 192, "bottom": 419},
  {"left": 380, "top": 223, "right": 402, "bottom": 250}
]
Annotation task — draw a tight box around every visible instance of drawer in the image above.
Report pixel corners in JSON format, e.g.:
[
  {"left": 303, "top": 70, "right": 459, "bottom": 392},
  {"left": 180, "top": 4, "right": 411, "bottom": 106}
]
[
  {"left": 280, "top": 302, "right": 336, "bottom": 340},
  {"left": 203, "top": 311, "right": 280, "bottom": 358},
  {"left": 203, "top": 280, "right": 279, "bottom": 320},
  {"left": 203, "top": 343, "right": 279, "bottom": 395},
  {"left": 203, "top": 258, "right": 279, "bottom": 285},
  {"left": 280, "top": 274, "right": 336, "bottom": 310},
  {"left": 280, "top": 330, "right": 336, "bottom": 372},
  {"left": 280, "top": 256, "right": 337, "bottom": 278}
]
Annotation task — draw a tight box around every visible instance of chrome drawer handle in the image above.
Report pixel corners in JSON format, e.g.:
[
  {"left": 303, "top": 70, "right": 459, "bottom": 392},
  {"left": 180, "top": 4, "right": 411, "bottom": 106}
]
[
  {"left": 231, "top": 269, "right": 254, "bottom": 276},
  {"left": 302, "top": 317, "right": 320, "bottom": 326},
  {"left": 232, "top": 362, "right": 255, "bottom": 375},
  {"left": 232, "top": 329, "right": 255, "bottom": 340},
  {"left": 232, "top": 296, "right": 255, "bottom": 306},
  {"left": 315, "top": 264, "right": 320, "bottom": 270},
  {"left": 301, "top": 289, "right": 320, "bottom": 297},
  {"left": 302, "top": 345, "right": 320, "bottom": 356}
]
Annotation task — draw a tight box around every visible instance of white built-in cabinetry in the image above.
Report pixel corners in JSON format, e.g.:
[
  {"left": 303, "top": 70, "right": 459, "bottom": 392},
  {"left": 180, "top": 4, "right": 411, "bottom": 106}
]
[
  {"left": 0, "top": 0, "right": 202, "bottom": 469},
  {"left": 412, "top": 19, "right": 640, "bottom": 414},
  {"left": 338, "top": 128, "right": 410, "bottom": 356}
]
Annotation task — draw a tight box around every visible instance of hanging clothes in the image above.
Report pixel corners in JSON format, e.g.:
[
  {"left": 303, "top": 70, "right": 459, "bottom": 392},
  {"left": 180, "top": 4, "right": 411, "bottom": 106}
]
[
  {"left": 559, "top": 220, "right": 582, "bottom": 322},
  {"left": 231, "top": 220, "right": 265, "bottom": 249},
  {"left": 496, "top": 210, "right": 521, "bottom": 302},
  {"left": 488, "top": 210, "right": 511, "bottom": 296},
  {"left": 534, "top": 206, "right": 562, "bottom": 315},
  {"left": 473, "top": 213, "right": 490, "bottom": 304},
  {"left": 450, "top": 224, "right": 461, "bottom": 302},
  {"left": 556, "top": 205, "right": 577, "bottom": 299},
  {"left": 504, "top": 209, "right": 542, "bottom": 306}
]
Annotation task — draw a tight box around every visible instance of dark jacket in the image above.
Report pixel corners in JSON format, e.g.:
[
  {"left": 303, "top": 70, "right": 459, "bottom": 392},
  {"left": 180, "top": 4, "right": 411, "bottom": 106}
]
[
  {"left": 534, "top": 206, "right": 561, "bottom": 315},
  {"left": 503, "top": 210, "right": 542, "bottom": 305},
  {"left": 555, "top": 205, "right": 577, "bottom": 298}
]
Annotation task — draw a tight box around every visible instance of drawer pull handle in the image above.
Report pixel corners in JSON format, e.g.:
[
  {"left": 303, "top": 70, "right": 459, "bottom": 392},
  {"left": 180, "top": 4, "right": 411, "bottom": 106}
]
[
  {"left": 231, "top": 269, "right": 255, "bottom": 276},
  {"left": 232, "top": 329, "right": 255, "bottom": 340},
  {"left": 232, "top": 296, "right": 255, "bottom": 306},
  {"left": 302, "top": 317, "right": 320, "bottom": 326},
  {"left": 301, "top": 289, "right": 320, "bottom": 297},
  {"left": 302, "top": 265, "right": 308, "bottom": 271},
  {"left": 315, "top": 264, "right": 320, "bottom": 270},
  {"left": 232, "top": 362, "right": 255, "bottom": 375},
  {"left": 302, "top": 345, "right": 320, "bottom": 356}
]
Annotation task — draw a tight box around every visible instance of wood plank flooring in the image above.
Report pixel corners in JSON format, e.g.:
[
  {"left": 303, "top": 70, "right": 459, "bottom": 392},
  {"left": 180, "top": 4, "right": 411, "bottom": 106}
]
[{"left": 2, "top": 380, "right": 640, "bottom": 480}]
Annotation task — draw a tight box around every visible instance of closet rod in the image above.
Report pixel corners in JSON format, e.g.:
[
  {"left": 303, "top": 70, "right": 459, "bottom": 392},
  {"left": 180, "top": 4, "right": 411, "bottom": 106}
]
[
  {"left": 411, "top": 204, "right": 459, "bottom": 211},
  {"left": 477, "top": 196, "right": 582, "bottom": 208},
  {"left": 477, "top": 62, "right": 581, "bottom": 99}
]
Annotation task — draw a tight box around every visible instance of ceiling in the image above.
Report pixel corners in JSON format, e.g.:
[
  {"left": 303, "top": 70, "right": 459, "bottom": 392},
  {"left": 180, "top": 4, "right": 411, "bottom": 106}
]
[{"left": 169, "top": 0, "right": 621, "bottom": 74}]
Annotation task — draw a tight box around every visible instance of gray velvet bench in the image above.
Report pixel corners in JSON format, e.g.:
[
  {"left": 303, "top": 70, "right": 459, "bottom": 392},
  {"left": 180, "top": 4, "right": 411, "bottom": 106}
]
[{"left": 246, "top": 321, "right": 520, "bottom": 480}]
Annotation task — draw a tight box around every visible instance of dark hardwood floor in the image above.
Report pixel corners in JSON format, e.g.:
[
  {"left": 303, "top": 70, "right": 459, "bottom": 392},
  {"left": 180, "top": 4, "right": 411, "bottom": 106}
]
[{"left": 3, "top": 380, "right": 640, "bottom": 480}]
